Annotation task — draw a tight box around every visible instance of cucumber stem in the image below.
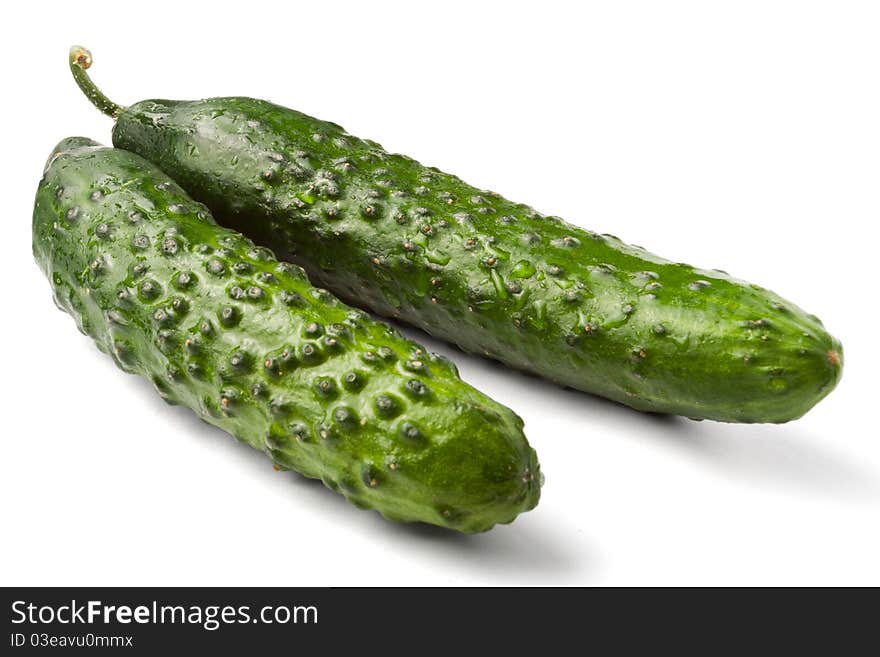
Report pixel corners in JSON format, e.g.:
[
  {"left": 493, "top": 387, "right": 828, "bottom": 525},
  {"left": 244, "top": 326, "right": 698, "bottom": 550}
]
[{"left": 69, "top": 46, "right": 125, "bottom": 119}]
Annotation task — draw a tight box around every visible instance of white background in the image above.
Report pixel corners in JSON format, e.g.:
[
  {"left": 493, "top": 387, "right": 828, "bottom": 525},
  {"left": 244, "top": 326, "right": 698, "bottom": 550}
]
[{"left": 2, "top": 1, "right": 878, "bottom": 586}]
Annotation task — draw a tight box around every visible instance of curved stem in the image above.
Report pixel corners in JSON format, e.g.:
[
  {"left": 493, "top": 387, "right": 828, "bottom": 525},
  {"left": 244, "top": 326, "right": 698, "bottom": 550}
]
[{"left": 69, "top": 46, "right": 125, "bottom": 119}]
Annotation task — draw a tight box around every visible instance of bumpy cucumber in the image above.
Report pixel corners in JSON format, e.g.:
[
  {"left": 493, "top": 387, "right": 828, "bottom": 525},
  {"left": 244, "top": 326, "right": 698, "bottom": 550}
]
[
  {"left": 72, "top": 48, "right": 843, "bottom": 423},
  {"left": 33, "top": 137, "right": 541, "bottom": 532}
]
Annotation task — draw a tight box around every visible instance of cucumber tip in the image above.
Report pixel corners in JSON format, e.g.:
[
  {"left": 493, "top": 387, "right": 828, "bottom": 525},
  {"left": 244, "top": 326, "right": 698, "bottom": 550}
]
[{"left": 69, "top": 45, "right": 92, "bottom": 70}]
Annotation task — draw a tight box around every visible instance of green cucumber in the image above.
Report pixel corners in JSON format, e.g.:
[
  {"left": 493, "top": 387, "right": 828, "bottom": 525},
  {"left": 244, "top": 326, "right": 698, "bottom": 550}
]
[
  {"left": 33, "top": 137, "right": 541, "bottom": 532},
  {"left": 72, "top": 47, "right": 843, "bottom": 423}
]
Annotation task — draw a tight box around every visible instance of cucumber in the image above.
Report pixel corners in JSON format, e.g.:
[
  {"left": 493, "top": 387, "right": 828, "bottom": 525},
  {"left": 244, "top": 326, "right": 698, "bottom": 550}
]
[
  {"left": 71, "top": 47, "right": 843, "bottom": 423},
  {"left": 33, "top": 137, "right": 541, "bottom": 532}
]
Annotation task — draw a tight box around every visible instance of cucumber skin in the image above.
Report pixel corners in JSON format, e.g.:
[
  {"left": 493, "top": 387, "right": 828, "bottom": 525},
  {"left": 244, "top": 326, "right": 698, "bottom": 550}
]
[
  {"left": 113, "top": 98, "right": 843, "bottom": 423},
  {"left": 32, "top": 138, "right": 541, "bottom": 533}
]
